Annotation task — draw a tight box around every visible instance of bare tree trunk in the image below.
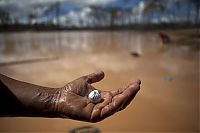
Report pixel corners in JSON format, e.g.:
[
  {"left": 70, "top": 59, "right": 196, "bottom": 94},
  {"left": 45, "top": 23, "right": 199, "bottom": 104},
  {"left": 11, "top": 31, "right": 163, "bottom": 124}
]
[
  {"left": 55, "top": 2, "right": 60, "bottom": 26},
  {"left": 194, "top": 0, "right": 200, "bottom": 24},
  {"left": 187, "top": 1, "right": 191, "bottom": 24}
]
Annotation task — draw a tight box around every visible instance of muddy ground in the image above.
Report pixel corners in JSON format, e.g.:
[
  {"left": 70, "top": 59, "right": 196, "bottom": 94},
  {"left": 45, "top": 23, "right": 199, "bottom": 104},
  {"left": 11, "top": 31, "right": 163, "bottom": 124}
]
[{"left": 0, "top": 29, "right": 199, "bottom": 132}]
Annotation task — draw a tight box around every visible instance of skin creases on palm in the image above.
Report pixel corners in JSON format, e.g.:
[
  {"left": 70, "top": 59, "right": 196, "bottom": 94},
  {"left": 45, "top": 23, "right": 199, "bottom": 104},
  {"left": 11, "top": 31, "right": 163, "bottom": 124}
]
[
  {"left": 53, "top": 77, "right": 96, "bottom": 120},
  {"left": 53, "top": 71, "right": 141, "bottom": 122}
]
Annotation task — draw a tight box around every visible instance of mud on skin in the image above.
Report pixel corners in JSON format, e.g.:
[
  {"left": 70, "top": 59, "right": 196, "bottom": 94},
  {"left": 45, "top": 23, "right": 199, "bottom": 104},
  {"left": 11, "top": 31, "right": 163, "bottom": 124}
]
[{"left": 0, "top": 71, "right": 141, "bottom": 122}]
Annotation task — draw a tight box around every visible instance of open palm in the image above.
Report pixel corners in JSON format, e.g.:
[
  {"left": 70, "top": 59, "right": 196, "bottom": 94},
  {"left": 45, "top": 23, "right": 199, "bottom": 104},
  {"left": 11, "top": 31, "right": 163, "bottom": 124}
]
[{"left": 55, "top": 71, "right": 141, "bottom": 122}]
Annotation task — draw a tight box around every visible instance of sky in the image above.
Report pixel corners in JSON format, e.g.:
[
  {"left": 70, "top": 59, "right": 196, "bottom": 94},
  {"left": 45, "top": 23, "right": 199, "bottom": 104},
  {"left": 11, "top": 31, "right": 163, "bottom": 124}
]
[
  {"left": 0, "top": 0, "right": 140, "bottom": 20},
  {"left": 0, "top": 0, "right": 116, "bottom": 7},
  {"left": 0, "top": 0, "right": 118, "bottom": 19},
  {"left": 0, "top": 0, "right": 199, "bottom": 25}
]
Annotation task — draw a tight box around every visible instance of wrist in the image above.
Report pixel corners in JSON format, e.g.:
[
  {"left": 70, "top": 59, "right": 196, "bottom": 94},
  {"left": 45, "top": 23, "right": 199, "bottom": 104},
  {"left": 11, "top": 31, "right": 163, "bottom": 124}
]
[
  {"left": 0, "top": 74, "right": 61, "bottom": 118},
  {"left": 30, "top": 87, "right": 61, "bottom": 118}
]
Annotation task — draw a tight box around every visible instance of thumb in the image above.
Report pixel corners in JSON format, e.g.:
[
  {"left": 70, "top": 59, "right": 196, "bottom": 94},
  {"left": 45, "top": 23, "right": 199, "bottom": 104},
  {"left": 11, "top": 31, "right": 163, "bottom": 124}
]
[{"left": 85, "top": 71, "right": 105, "bottom": 84}]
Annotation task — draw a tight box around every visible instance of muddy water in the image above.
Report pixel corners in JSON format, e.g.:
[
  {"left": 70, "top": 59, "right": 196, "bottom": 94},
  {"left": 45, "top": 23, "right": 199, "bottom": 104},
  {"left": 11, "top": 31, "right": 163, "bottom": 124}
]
[{"left": 0, "top": 31, "right": 199, "bottom": 132}]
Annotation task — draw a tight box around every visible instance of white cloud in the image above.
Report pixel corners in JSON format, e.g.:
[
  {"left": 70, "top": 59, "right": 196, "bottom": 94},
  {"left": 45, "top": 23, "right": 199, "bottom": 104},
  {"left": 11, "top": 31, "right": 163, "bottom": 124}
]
[
  {"left": 0, "top": 0, "right": 116, "bottom": 17},
  {"left": 132, "top": 1, "right": 146, "bottom": 14},
  {"left": 69, "top": 0, "right": 115, "bottom": 5},
  {"left": 0, "top": 0, "right": 116, "bottom": 6}
]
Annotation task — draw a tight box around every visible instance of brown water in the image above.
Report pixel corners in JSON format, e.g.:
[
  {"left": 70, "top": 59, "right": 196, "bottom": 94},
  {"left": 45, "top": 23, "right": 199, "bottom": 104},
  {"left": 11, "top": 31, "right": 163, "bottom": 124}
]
[{"left": 0, "top": 30, "right": 199, "bottom": 133}]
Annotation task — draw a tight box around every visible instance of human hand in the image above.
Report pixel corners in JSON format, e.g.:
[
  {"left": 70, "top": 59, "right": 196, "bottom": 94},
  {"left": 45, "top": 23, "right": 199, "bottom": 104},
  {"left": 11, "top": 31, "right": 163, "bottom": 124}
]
[{"left": 53, "top": 71, "right": 141, "bottom": 122}]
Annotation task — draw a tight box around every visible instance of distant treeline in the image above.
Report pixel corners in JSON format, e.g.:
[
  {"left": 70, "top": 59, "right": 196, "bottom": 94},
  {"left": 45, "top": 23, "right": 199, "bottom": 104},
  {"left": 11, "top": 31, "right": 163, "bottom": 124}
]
[
  {"left": 0, "top": 23, "right": 199, "bottom": 32},
  {"left": 0, "top": 0, "right": 199, "bottom": 31}
]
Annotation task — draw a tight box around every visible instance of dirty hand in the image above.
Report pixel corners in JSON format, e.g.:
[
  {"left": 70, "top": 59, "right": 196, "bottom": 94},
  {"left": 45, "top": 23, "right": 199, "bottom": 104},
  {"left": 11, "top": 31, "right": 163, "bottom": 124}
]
[{"left": 53, "top": 71, "right": 141, "bottom": 122}]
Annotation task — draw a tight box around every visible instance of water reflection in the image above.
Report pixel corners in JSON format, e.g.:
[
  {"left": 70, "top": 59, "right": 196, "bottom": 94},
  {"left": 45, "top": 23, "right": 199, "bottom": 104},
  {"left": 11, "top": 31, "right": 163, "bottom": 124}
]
[
  {"left": 0, "top": 31, "right": 197, "bottom": 65},
  {"left": 57, "top": 31, "right": 197, "bottom": 57},
  {"left": 0, "top": 31, "right": 198, "bottom": 132}
]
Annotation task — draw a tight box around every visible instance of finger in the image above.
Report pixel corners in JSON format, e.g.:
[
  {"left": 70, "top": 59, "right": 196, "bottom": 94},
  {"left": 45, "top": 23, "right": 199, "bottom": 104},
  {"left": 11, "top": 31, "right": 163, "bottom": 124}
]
[
  {"left": 89, "top": 92, "right": 113, "bottom": 122},
  {"left": 90, "top": 92, "right": 127, "bottom": 122},
  {"left": 111, "top": 79, "right": 141, "bottom": 96},
  {"left": 117, "top": 80, "right": 141, "bottom": 111},
  {"left": 85, "top": 71, "right": 105, "bottom": 84},
  {"left": 100, "top": 80, "right": 141, "bottom": 119},
  {"left": 99, "top": 94, "right": 126, "bottom": 120}
]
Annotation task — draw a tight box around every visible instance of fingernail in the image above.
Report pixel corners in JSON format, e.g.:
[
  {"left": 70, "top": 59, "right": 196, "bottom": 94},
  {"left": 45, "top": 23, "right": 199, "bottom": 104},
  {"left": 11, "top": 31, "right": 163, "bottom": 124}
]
[
  {"left": 95, "top": 71, "right": 105, "bottom": 77},
  {"left": 135, "top": 79, "right": 141, "bottom": 85}
]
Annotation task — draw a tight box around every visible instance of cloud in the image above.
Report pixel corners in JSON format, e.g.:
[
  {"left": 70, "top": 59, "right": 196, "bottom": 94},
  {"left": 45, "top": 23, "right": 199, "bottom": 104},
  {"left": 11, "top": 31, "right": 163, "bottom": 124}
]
[
  {"left": 68, "top": 0, "right": 116, "bottom": 5},
  {"left": 0, "top": 0, "right": 116, "bottom": 6},
  {"left": 0, "top": 0, "right": 116, "bottom": 17}
]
